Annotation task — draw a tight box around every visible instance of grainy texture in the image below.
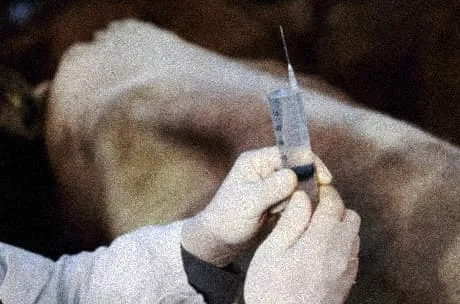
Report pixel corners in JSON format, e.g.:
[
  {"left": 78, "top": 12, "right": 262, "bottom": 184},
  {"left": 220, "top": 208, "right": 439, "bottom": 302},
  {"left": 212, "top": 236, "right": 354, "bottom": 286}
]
[
  {"left": 47, "top": 21, "right": 460, "bottom": 303},
  {"left": 0, "top": 65, "right": 67, "bottom": 258},
  {"left": 1, "top": 0, "right": 458, "bottom": 143}
]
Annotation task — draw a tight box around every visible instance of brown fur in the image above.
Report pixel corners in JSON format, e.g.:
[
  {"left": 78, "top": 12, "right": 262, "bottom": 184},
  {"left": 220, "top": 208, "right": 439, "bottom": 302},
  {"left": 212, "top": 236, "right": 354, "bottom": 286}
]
[
  {"left": 314, "top": 0, "right": 460, "bottom": 144},
  {"left": 47, "top": 21, "right": 460, "bottom": 303},
  {"left": 1, "top": 0, "right": 458, "bottom": 143}
]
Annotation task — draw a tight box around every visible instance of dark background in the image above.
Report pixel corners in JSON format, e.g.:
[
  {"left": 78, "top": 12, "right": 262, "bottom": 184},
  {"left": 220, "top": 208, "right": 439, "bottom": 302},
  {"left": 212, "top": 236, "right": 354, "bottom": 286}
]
[{"left": 0, "top": 0, "right": 458, "bottom": 258}]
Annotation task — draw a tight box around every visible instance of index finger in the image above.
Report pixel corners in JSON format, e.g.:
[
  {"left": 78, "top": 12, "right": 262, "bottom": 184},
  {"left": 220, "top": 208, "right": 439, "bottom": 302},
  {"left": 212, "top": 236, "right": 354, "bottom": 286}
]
[
  {"left": 234, "top": 146, "right": 282, "bottom": 180},
  {"left": 306, "top": 185, "right": 346, "bottom": 235},
  {"left": 294, "top": 186, "right": 347, "bottom": 253},
  {"left": 315, "top": 185, "right": 345, "bottom": 220},
  {"left": 313, "top": 154, "right": 333, "bottom": 185}
]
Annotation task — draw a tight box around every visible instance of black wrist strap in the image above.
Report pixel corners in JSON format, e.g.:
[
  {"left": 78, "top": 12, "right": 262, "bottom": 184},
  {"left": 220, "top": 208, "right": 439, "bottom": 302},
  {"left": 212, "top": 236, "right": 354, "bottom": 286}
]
[{"left": 181, "top": 246, "right": 243, "bottom": 304}]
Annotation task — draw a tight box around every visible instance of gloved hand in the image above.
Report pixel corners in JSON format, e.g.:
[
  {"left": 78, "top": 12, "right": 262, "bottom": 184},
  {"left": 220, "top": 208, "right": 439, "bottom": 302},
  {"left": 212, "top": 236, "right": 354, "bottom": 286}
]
[
  {"left": 181, "top": 146, "right": 332, "bottom": 267},
  {"left": 244, "top": 185, "right": 360, "bottom": 304}
]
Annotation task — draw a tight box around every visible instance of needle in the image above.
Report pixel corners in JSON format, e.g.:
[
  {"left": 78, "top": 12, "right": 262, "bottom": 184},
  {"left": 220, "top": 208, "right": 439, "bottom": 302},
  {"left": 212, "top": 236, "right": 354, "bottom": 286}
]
[{"left": 279, "top": 25, "right": 298, "bottom": 91}]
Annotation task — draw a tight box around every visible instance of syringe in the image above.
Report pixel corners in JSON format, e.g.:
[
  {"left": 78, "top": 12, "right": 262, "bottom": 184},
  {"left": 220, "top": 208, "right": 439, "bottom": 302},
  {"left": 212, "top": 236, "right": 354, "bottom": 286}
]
[{"left": 267, "top": 26, "right": 316, "bottom": 200}]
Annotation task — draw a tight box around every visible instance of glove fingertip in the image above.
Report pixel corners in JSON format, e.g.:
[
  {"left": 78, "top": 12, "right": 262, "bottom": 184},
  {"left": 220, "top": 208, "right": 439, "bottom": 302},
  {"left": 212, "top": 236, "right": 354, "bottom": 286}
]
[
  {"left": 287, "top": 191, "right": 313, "bottom": 225},
  {"left": 343, "top": 209, "right": 361, "bottom": 227},
  {"left": 268, "top": 190, "right": 312, "bottom": 249},
  {"left": 313, "top": 154, "right": 333, "bottom": 185},
  {"left": 316, "top": 185, "right": 345, "bottom": 219},
  {"left": 264, "top": 168, "right": 298, "bottom": 198}
]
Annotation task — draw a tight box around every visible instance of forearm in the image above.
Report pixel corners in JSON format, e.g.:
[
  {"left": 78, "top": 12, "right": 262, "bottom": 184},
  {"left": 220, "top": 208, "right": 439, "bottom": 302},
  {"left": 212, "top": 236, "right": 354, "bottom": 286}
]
[
  {"left": 0, "top": 242, "right": 63, "bottom": 303},
  {"left": 0, "top": 222, "right": 206, "bottom": 304}
]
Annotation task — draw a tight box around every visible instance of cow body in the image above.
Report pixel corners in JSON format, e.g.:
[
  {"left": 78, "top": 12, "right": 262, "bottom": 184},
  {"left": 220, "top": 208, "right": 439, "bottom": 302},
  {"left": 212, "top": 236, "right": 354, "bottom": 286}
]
[{"left": 46, "top": 20, "right": 460, "bottom": 303}]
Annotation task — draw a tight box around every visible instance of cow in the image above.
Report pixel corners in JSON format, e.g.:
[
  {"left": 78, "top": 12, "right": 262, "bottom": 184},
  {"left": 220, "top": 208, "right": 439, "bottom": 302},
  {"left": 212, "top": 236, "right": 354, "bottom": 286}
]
[{"left": 46, "top": 20, "right": 460, "bottom": 303}]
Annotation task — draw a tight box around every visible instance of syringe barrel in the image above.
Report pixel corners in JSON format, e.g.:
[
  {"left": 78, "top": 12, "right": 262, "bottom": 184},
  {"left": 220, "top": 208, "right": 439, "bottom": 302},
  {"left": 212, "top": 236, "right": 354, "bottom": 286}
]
[{"left": 267, "top": 87, "right": 312, "bottom": 169}]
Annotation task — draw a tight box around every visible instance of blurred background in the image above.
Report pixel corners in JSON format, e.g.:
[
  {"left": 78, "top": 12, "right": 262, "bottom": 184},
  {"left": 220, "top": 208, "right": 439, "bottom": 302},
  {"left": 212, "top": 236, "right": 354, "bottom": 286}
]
[
  {"left": 0, "top": 0, "right": 458, "bottom": 258},
  {"left": 1, "top": 0, "right": 458, "bottom": 143}
]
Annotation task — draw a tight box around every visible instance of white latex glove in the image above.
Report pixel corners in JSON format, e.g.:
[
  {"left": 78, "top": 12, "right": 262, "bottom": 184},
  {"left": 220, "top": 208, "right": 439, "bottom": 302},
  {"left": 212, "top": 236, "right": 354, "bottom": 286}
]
[
  {"left": 181, "top": 146, "right": 332, "bottom": 267},
  {"left": 244, "top": 185, "right": 360, "bottom": 304}
]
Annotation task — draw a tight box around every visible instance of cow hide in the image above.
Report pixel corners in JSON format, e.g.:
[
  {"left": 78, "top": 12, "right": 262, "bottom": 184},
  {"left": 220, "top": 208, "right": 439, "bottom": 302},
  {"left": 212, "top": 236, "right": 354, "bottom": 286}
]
[{"left": 46, "top": 20, "right": 460, "bottom": 303}]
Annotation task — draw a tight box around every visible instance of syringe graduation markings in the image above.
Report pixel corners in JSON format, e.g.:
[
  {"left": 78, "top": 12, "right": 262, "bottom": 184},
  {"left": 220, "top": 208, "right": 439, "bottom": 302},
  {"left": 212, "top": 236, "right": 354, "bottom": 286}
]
[{"left": 267, "top": 26, "right": 314, "bottom": 181}]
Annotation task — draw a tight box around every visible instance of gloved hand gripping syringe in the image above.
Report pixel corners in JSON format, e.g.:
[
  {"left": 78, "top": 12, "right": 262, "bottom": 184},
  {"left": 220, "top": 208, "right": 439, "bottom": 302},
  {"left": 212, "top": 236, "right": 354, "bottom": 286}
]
[{"left": 268, "top": 26, "right": 318, "bottom": 203}]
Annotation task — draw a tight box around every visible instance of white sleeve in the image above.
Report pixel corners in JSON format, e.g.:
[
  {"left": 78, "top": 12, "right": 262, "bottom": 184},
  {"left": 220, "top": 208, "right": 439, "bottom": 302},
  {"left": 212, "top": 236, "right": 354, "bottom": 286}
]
[{"left": 0, "top": 221, "right": 206, "bottom": 304}]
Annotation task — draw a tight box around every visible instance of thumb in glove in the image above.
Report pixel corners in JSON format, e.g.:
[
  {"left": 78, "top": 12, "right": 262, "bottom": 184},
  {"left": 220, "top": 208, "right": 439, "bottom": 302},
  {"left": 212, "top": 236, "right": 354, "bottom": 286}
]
[
  {"left": 245, "top": 185, "right": 360, "bottom": 304},
  {"left": 181, "top": 146, "right": 333, "bottom": 268}
]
